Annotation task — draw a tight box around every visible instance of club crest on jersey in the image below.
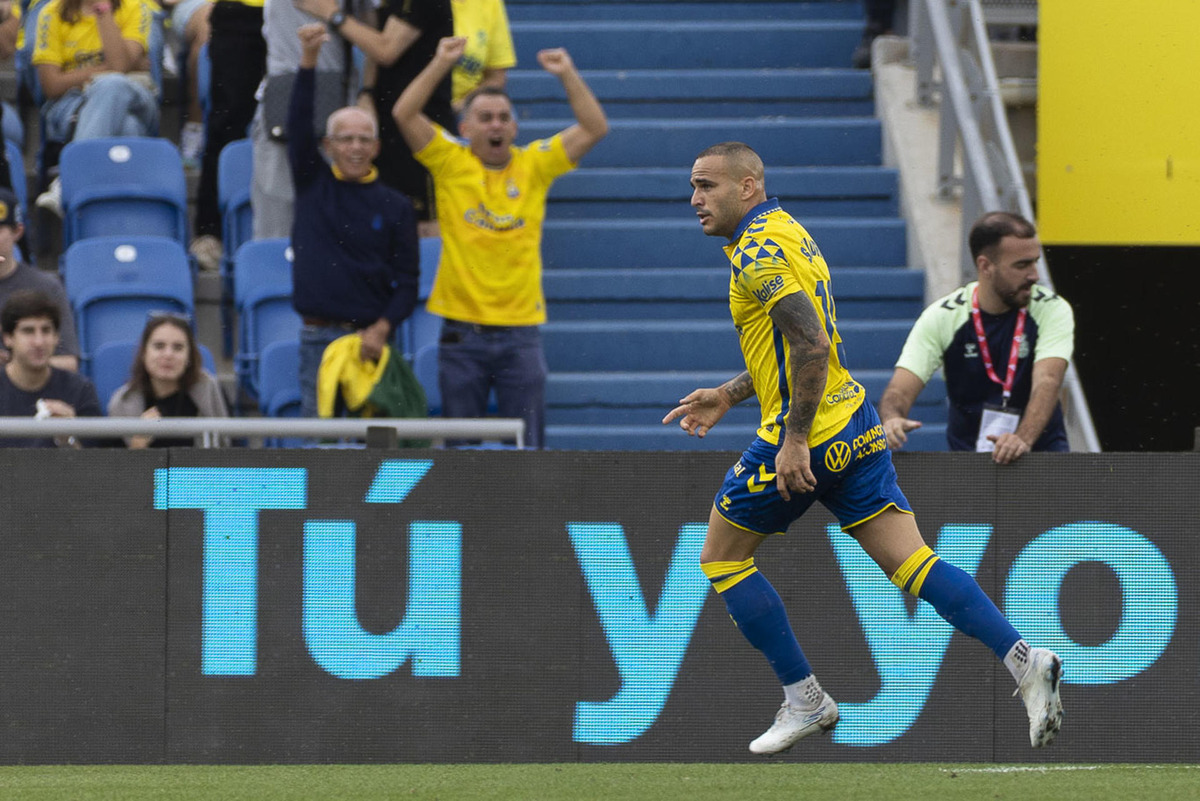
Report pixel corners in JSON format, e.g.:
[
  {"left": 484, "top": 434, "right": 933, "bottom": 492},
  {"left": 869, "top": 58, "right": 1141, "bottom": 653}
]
[{"left": 505, "top": 179, "right": 520, "bottom": 199}]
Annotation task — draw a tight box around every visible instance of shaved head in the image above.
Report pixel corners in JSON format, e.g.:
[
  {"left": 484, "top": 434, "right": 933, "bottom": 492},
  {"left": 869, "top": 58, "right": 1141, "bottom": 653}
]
[
  {"left": 695, "top": 142, "right": 765, "bottom": 190},
  {"left": 690, "top": 142, "right": 768, "bottom": 238}
]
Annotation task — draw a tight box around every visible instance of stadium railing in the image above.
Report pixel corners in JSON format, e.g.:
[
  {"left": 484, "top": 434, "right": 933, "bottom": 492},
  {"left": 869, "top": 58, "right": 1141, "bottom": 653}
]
[{"left": 0, "top": 417, "right": 527, "bottom": 449}]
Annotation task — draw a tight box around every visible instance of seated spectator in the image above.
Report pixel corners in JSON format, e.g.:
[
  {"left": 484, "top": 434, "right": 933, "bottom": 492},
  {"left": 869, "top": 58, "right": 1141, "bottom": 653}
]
[
  {"left": 0, "top": 289, "right": 100, "bottom": 448},
  {"left": 106, "top": 311, "right": 228, "bottom": 447},
  {"left": 32, "top": 0, "right": 159, "bottom": 215},
  {"left": 0, "top": 188, "right": 80, "bottom": 371}
]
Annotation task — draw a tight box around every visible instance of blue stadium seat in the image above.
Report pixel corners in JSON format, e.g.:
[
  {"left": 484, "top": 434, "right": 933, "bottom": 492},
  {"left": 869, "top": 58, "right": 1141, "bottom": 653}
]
[
  {"left": 411, "top": 342, "right": 440, "bottom": 415},
  {"left": 218, "top": 138, "right": 254, "bottom": 278},
  {"left": 59, "top": 137, "right": 188, "bottom": 249},
  {"left": 399, "top": 236, "right": 442, "bottom": 358},
  {"left": 217, "top": 138, "right": 254, "bottom": 356},
  {"left": 14, "top": 0, "right": 53, "bottom": 107},
  {"left": 6, "top": 139, "right": 26, "bottom": 217},
  {"left": 60, "top": 236, "right": 194, "bottom": 375},
  {"left": 92, "top": 338, "right": 218, "bottom": 410},
  {"left": 6, "top": 139, "right": 29, "bottom": 263},
  {"left": 233, "top": 238, "right": 302, "bottom": 400},
  {"left": 258, "top": 339, "right": 301, "bottom": 418}
]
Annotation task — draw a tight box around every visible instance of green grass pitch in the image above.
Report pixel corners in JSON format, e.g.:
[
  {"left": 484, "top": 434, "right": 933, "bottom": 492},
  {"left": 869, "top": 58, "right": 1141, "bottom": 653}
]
[{"left": 1, "top": 764, "right": 1198, "bottom": 800}]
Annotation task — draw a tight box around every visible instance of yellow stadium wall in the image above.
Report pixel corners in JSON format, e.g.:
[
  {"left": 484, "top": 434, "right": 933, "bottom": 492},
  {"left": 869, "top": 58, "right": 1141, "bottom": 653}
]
[{"left": 1038, "top": 1, "right": 1200, "bottom": 245}]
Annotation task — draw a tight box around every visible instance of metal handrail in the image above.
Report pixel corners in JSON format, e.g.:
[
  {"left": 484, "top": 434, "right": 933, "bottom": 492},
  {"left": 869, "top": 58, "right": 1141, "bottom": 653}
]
[
  {"left": 909, "top": 0, "right": 1101, "bottom": 453},
  {"left": 0, "top": 417, "right": 526, "bottom": 448}
]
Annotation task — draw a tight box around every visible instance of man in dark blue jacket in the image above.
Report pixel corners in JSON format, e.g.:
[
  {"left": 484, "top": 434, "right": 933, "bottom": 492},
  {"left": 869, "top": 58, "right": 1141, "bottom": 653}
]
[{"left": 288, "top": 23, "right": 420, "bottom": 418}]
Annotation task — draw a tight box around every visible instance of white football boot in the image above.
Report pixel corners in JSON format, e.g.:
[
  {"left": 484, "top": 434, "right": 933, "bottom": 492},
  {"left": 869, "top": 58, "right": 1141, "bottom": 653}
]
[
  {"left": 748, "top": 693, "right": 839, "bottom": 755},
  {"left": 1016, "top": 648, "right": 1063, "bottom": 747}
]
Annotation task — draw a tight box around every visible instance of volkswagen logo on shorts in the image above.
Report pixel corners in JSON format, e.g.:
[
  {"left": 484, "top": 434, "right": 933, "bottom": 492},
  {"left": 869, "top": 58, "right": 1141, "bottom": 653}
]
[{"left": 824, "top": 441, "right": 852, "bottom": 472}]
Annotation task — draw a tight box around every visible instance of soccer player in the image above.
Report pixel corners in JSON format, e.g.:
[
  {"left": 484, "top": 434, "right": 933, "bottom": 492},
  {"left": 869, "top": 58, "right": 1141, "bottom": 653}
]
[{"left": 664, "top": 142, "right": 1063, "bottom": 755}]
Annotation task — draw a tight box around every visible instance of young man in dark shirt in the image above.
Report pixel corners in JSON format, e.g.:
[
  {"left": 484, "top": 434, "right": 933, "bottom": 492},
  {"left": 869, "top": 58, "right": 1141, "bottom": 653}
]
[{"left": 0, "top": 290, "right": 101, "bottom": 448}]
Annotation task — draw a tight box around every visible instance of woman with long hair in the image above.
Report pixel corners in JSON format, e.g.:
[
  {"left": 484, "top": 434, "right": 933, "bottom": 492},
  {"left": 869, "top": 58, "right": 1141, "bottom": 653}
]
[{"left": 106, "top": 313, "right": 228, "bottom": 448}]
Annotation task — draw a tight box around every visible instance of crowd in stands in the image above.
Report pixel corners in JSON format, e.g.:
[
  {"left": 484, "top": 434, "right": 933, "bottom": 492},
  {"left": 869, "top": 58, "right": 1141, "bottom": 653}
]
[{"left": 0, "top": 0, "right": 570, "bottom": 448}]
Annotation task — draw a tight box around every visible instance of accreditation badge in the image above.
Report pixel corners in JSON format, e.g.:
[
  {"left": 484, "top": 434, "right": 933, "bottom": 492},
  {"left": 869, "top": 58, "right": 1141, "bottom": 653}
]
[{"left": 976, "top": 404, "right": 1020, "bottom": 452}]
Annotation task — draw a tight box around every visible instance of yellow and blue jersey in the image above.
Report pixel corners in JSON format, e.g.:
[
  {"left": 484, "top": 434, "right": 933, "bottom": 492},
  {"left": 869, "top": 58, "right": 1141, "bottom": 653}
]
[
  {"left": 414, "top": 123, "right": 574, "bottom": 326},
  {"left": 32, "top": 0, "right": 152, "bottom": 72},
  {"left": 723, "top": 198, "right": 864, "bottom": 446}
]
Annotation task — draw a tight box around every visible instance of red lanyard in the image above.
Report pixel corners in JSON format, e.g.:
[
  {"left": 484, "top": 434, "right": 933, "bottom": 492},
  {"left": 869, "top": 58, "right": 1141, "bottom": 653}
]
[{"left": 970, "top": 286, "right": 1026, "bottom": 408}]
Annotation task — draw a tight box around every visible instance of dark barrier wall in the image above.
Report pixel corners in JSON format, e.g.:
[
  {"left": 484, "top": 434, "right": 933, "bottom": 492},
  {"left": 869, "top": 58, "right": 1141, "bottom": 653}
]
[{"left": 0, "top": 451, "right": 1195, "bottom": 764}]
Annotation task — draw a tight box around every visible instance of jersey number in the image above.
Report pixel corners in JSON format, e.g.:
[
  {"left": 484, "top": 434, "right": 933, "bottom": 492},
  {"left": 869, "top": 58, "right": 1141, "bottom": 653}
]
[{"left": 814, "top": 280, "right": 848, "bottom": 367}]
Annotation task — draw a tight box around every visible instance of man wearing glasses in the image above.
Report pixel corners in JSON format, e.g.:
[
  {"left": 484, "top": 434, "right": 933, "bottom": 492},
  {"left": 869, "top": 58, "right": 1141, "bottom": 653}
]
[{"left": 288, "top": 24, "right": 420, "bottom": 418}]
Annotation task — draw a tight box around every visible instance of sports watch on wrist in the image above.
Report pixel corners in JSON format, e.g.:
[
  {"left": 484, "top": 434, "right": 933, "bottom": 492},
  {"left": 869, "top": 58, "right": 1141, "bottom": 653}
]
[{"left": 327, "top": 10, "right": 347, "bottom": 31}]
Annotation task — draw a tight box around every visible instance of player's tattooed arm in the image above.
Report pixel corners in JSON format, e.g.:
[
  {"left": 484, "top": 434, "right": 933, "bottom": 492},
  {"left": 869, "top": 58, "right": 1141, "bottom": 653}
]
[
  {"left": 768, "top": 292, "right": 830, "bottom": 439},
  {"left": 719, "top": 371, "right": 755, "bottom": 407}
]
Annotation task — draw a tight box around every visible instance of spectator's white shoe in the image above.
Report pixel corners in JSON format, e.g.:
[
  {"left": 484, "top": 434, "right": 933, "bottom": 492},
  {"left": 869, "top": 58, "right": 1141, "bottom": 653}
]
[
  {"left": 189, "top": 235, "right": 223, "bottom": 273},
  {"left": 1016, "top": 648, "right": 1063, "bottom": 747},
  {"left": 35, "top": 177, "right": 63, "bottom": 217},
  {"left": 748, "top": 693, "right": 839, "bottom": 755},
  {"left": 181, "top": 121, "right": 205, "bottom": 169}
]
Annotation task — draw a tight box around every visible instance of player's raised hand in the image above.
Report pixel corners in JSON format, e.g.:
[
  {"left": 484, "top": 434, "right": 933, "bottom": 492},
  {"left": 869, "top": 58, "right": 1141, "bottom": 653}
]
[{"left": 537, "top": 48, "right": 576, "bottom": 77}]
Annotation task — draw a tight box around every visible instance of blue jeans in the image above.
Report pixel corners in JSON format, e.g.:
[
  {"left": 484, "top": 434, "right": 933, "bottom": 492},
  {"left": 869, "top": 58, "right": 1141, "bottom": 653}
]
[
  {"left": 43, "top": 73, "right": 158, "bottom": 143},
  {"left": 299, "top": 323, "right": 353, "bottom": 418},
  {"left": 438, "top": 320, "right": 547, "bottom": 449}
]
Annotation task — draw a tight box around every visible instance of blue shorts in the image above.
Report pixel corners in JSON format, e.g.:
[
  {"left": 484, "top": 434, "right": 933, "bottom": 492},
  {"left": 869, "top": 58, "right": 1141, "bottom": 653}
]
[{"left": 713, "top": 400, "right": 912, "bottom": 535}]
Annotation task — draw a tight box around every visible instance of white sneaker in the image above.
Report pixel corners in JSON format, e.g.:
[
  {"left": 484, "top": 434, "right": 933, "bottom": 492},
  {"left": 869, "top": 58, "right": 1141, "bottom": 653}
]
[
  {"left": 35, "top": 177, "right": 63, "bottom": 217},
  {"left": 748, "top": 693, "right": 839, "bottom": 755},
  {"left": 181, "top": 121, "right": 205, "bottom": 168},
  {"left": 1016, "top": 648, "right": 1063, "bottom": 747}
]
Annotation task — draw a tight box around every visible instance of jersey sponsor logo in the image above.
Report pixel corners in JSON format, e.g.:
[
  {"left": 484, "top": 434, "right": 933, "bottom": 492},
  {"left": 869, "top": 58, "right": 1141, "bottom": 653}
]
[
  {"left": 825, "top": 381, "right": 863, "bottom": 406},
  {"left": 464, "top": 203, "right": 525, "bottom": 232},
  {"left": 824, "top": 440, "right": 852, "bottom": 472},
  {"left": 752, "top": 274, "right": 785, "bottom": 305}
]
